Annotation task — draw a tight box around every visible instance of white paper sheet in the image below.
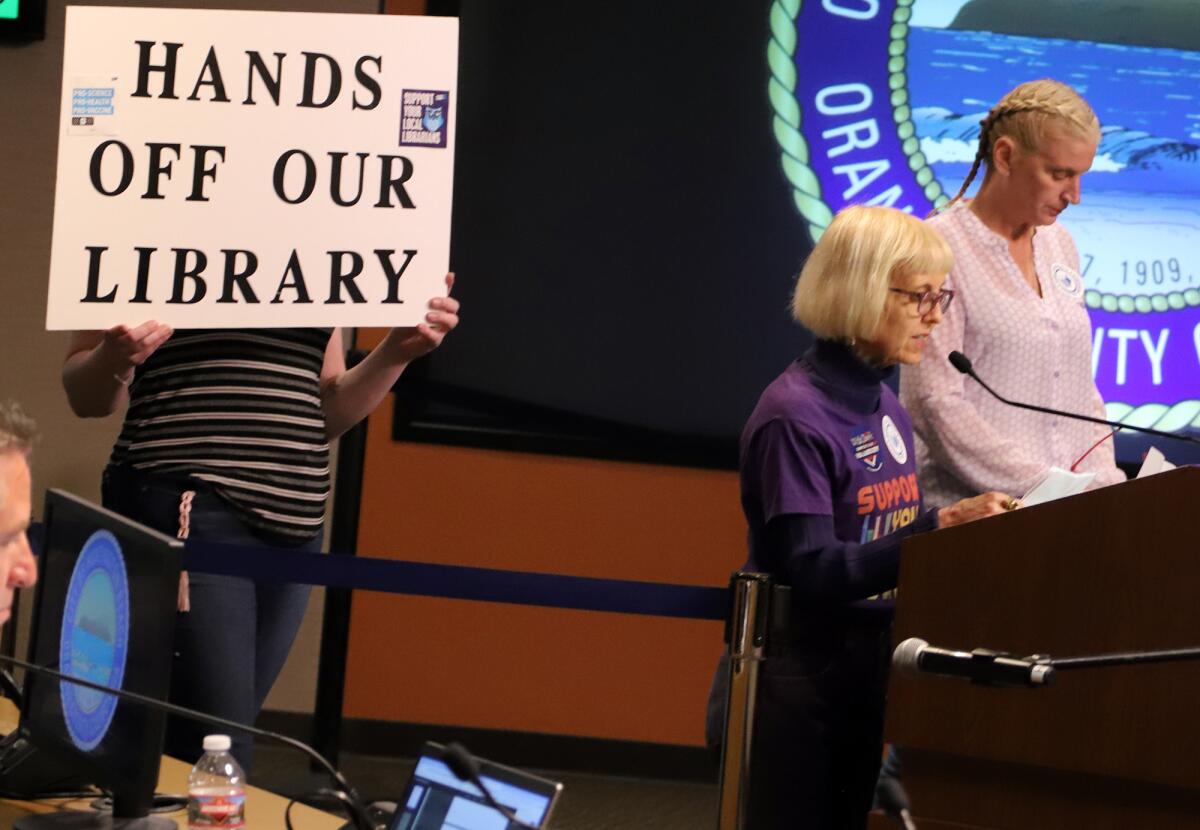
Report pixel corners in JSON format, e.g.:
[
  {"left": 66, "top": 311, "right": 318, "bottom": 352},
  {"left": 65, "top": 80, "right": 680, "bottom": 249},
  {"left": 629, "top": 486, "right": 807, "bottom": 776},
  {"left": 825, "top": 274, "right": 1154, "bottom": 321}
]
[
  {"left": 1136, "top": 446, "right": 1177, "bottom": 478},
  {"left": 1021, "top": 466, "right": 1095, "bottom": 506}
]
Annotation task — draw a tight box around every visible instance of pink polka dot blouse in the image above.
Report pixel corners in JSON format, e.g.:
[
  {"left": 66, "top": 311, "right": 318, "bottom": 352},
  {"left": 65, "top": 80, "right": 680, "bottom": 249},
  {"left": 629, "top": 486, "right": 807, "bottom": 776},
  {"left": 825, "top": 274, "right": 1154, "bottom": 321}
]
[{"left": 900, "top": 201, "right": 1125, "bottom": 508}]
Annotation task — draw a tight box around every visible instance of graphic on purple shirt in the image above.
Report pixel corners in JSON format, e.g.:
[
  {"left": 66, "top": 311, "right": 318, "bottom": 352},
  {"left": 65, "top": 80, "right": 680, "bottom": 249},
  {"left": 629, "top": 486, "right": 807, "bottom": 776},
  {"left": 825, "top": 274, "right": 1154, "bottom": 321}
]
[{"left": 740, "top": 346, "right": 924, "bottom": 571}]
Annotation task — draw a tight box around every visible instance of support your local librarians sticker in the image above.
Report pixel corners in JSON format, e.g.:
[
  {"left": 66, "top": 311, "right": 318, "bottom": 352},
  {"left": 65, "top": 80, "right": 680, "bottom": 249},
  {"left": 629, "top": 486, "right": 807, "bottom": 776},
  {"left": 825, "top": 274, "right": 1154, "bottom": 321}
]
[
  {"left": 400, "top": 89, "right": 449, "bottom": 148},
  {"left": 768, "top": 0, "right": 1200, "bottom": 435}
]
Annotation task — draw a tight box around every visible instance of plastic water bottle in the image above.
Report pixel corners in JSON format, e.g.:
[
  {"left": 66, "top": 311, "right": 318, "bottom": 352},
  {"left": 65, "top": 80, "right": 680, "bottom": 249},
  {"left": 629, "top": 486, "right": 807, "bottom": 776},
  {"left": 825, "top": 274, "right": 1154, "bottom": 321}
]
[{"left": 188, "top": 735, "right": 246, "bottom": 829}]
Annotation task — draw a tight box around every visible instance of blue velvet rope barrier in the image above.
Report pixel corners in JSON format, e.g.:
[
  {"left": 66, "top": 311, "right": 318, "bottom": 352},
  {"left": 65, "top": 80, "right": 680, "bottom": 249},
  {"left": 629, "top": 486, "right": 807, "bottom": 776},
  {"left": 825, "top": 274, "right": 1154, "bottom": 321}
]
[{"left": 28, "top": 525, "right": 729, "bottom": 621}]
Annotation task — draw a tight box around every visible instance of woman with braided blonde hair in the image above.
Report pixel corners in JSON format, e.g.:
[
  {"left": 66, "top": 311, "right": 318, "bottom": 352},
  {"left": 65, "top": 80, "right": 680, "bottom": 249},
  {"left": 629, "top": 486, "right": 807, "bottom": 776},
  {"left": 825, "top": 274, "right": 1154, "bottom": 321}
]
[{"left": 900, "top": 79, "right": 1125, "bottom": 510}]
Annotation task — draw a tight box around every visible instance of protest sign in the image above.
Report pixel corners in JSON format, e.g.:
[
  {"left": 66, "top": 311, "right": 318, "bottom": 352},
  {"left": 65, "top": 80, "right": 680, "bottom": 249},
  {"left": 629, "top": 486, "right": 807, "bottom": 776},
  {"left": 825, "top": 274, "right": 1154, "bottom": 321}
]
[{"left": 47, "top": 6, "right": 457, "bottom": 329}]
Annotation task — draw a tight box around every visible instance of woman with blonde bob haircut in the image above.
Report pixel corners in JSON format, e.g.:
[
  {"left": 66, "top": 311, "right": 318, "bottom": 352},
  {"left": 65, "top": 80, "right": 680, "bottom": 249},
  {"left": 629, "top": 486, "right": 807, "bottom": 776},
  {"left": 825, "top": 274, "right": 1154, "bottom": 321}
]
[
  {"left": 794, "top": 205, "right": 955, "bottom": 346},
  {"left": 901, "top": 79, "right": 1124, "bottom": 512},
  {"left": 706, "top": 205, "right": 1010, "bottom": 829}
]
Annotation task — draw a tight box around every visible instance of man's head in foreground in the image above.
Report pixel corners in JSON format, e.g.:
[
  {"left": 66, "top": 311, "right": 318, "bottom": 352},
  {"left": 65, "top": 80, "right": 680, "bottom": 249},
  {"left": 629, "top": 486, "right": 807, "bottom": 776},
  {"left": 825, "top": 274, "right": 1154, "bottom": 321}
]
[{"left": 0, "top": 402, "right": 38, "bottom": 625}]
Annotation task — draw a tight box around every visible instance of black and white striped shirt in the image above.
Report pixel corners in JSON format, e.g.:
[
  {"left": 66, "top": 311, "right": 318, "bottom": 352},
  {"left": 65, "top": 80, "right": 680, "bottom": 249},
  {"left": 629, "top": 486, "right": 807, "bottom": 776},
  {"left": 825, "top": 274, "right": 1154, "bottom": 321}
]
[{"left": 110, "top": 329, "right": 332, "bottom": 543}]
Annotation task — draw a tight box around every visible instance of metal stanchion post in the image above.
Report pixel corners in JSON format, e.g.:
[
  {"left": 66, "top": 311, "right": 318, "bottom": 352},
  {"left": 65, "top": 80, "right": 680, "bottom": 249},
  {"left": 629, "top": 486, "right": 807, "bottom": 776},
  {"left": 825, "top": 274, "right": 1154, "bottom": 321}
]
[
  {"left": 312, "top": 348, "right": 369, "bottom": 768},
  {"left": 715, "top": 571, "right": 772, "bottom": 830}
]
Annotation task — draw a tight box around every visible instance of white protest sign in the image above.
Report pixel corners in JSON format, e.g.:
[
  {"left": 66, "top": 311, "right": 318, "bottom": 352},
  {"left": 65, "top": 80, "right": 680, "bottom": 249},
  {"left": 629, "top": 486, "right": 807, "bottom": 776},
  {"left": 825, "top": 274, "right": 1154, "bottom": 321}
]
[{"left": 47, "top": 6, "right": 457, "bottom": 330}]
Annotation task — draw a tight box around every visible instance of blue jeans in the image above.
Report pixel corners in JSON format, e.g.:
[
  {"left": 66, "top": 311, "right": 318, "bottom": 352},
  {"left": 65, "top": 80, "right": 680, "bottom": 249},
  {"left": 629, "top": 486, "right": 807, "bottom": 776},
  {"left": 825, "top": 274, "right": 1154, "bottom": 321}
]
[{"left": 102, "top": 466, "right": 316, "bottom": 771}]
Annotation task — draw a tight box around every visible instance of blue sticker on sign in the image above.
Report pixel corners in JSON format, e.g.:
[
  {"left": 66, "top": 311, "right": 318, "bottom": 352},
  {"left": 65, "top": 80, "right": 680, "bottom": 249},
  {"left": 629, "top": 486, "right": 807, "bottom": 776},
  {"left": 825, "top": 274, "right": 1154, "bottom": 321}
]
[
  {"left": 400, "top": 89, "right": 449, "bottom": 148},
  {"left": 59, "top": 530, "right": 130, "bottom": 752},
  {"left": 71, "top": 87, "right": 115, "bottom": 118}
]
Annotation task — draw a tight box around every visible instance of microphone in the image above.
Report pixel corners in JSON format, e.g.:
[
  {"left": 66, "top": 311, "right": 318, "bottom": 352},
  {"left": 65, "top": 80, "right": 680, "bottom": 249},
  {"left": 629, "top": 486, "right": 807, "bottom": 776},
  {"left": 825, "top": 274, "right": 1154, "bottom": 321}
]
[
  {"left": 0, "top": 654, "right": 377, "bottom": 830},
  {"left": 874, "top": 775, "right": 917, "bottom": 830},
  {"left": 892, "top": 637, "right": 1054, "bottom": 688},
  {"left": 441, "top": 742, "right": 538, "bottom": 830},
  {"left": 947, "top": 351, "right": 1200, "bottom": 446}
]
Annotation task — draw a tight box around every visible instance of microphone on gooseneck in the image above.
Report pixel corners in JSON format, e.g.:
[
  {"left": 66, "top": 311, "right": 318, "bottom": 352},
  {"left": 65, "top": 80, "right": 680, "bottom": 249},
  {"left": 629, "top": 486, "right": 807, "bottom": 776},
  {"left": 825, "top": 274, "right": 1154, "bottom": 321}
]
[
  {"left": 947, "top": 351, "right": 1200, "bottom": 446},
  {"left": 0, "top": 654, "right": 377, "bottom": 830},
  {"left": 442, "top": 743, "right": 539, "bottom": 830}
]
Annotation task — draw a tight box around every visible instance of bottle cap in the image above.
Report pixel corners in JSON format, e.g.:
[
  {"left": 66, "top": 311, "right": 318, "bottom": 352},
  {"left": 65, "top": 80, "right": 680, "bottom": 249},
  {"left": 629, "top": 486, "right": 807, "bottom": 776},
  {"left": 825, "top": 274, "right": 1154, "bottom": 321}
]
[{"left": 202, "top": 735, "right": 232, "bottom": 752}]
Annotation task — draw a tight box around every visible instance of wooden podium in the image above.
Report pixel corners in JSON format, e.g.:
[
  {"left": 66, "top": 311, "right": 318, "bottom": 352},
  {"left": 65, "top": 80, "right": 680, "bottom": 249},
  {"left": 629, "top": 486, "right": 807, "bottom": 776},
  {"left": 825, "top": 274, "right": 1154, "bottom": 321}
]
[{"left": 884, "top": 466, "right": 1200, "bottom": 829}]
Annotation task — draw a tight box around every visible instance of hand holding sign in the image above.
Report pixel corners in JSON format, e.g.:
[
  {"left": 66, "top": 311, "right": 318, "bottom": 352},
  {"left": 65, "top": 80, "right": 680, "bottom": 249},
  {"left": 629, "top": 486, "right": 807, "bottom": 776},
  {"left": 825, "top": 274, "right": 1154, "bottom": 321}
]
[
  {"left": 102, "top": 320, "right": 175, "bottom": 382},
  {"left": 379, "top": 272, "right": 459, "bottom": 363},
  {"left": 62, "top": 320, "right": 173, "bottom": 418},
  {"left": 316, "top": 272, "right": 460, "bottom": 441}
]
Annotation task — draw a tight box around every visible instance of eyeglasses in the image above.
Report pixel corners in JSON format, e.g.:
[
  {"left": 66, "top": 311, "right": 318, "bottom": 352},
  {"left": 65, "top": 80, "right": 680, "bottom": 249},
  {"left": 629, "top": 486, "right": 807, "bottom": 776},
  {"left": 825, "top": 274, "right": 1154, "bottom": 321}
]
[{"left": 888, "top": 287, "right": 955, "bottom": 315}]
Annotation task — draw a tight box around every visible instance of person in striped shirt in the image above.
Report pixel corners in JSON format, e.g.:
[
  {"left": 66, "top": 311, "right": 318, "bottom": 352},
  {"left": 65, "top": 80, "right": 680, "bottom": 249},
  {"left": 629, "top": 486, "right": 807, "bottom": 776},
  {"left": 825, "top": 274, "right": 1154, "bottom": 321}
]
[{"left": 61, "top": 274, "right": 459, "bottom": 768}]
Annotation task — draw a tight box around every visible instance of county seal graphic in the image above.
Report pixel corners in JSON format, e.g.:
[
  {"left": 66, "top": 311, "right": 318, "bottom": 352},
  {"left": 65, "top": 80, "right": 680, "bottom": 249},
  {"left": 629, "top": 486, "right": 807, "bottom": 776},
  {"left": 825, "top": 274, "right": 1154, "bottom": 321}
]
[
  {"left": 768, "top": 0, "right": 1200, "bottom": 436},
  {"left": 60, "top": 530, "right": 131, "bottom": 751}
]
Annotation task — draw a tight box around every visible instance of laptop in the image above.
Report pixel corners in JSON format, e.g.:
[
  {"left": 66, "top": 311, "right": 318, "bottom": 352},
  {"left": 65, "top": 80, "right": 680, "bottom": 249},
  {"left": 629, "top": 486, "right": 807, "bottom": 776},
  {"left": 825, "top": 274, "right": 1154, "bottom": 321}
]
[{"left": 387, "top": 742, "right": 564, "bottom": 830}]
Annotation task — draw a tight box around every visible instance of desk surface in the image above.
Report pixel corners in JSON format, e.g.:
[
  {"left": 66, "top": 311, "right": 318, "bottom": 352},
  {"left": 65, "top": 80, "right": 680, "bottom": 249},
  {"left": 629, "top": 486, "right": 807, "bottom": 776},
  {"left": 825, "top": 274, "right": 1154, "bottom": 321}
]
[{"left": 0, "top": 700, "right": 344, "bottom": 829}]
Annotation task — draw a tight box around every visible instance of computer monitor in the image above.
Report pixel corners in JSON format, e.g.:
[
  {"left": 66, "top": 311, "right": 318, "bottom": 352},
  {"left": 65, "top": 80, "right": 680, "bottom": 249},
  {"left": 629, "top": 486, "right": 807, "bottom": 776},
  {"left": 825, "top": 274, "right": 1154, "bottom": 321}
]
[
  {"left": 16, "top": 489, "right": 182, "bottom": 828},
  {"left": 389, "top": 742, "right": 563, "bottom": 830}
]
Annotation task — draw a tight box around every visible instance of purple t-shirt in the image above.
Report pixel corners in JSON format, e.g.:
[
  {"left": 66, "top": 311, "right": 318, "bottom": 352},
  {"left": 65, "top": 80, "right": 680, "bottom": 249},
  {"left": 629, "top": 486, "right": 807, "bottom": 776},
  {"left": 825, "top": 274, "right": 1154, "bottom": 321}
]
[{"left": 741, "top": 341, "right": 926, "bottom": 592}]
